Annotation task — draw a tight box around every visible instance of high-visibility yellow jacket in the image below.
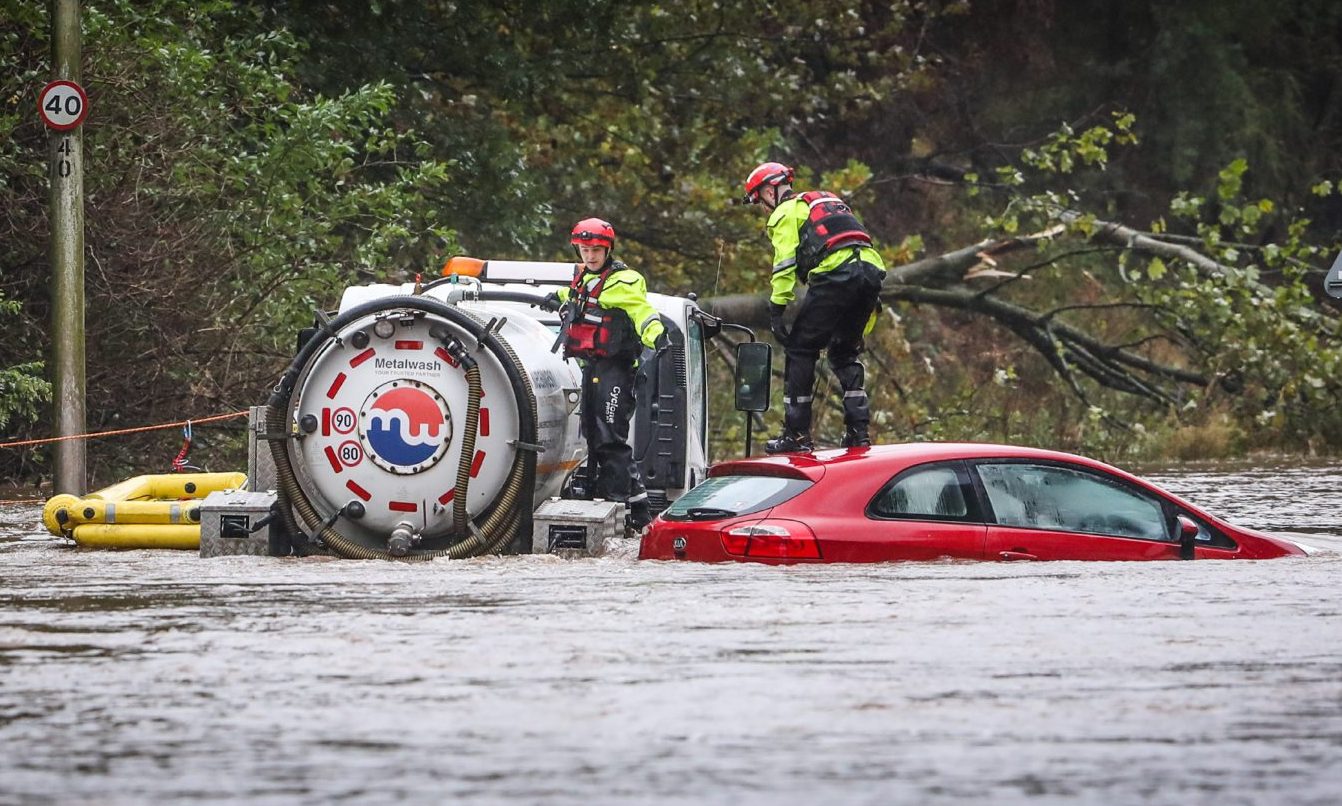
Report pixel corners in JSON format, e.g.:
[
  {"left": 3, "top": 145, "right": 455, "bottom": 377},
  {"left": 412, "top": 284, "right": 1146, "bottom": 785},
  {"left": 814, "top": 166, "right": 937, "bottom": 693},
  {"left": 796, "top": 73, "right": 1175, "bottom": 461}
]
[
  {"left": 766, "top": 194, "right": 886, "bottom": 306},
  {"left": 557, "top": 261, "right": 665, "bottom": 350}
]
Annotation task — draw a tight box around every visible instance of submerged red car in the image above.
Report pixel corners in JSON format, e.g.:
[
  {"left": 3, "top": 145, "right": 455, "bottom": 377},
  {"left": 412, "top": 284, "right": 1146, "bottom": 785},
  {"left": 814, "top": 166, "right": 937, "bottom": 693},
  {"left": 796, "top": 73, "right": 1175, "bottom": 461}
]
[{"left": 639, "top": 443, "right": 1307, "bottom": 564}]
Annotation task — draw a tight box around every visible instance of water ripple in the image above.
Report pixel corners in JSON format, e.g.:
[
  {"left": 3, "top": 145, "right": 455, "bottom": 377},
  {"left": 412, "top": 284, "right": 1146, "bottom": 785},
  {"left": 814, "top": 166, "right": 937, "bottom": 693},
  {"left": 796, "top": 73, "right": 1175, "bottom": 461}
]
[{"left": 2, "top": 464, "right": 1341, "bottom": 804}]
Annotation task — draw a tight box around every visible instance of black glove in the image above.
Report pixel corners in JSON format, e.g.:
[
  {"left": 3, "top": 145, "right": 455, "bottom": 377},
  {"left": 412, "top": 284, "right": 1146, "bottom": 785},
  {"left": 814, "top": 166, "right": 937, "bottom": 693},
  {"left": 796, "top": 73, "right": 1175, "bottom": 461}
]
[
  {"left": 654, "top": 331, "right": 671, "bottom": 352},
  {"left": 769, "top": 302, "right": 789, "bottom": 343},
  {"left": 540, "top": 291, "right": 562, "bottom": 312}
]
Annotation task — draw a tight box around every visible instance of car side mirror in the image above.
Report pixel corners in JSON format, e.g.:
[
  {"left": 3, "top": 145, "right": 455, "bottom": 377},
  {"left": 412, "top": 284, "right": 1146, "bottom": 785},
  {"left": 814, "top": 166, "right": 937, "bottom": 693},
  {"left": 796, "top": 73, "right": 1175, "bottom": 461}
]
[
  {"left": 1176, "top": 514, "right": 1199, "bottom": 561},
  {"left": 734, "top": 342, "right": 772, "bottom": 412}
]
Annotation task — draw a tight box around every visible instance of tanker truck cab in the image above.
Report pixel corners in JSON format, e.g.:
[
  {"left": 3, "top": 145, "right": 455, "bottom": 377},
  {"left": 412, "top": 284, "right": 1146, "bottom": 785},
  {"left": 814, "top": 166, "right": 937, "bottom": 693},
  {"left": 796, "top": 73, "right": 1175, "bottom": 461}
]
[{"left": 256, "top": 257, "right": 726, "bottom": 559}]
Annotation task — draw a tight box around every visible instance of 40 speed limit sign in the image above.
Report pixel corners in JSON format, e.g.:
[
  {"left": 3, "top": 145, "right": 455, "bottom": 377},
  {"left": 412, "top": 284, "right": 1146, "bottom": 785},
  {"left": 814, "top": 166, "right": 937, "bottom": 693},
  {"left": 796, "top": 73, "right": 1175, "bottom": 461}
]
[{"left": 38, "top": 80, "right": 88, "bottom": 131}]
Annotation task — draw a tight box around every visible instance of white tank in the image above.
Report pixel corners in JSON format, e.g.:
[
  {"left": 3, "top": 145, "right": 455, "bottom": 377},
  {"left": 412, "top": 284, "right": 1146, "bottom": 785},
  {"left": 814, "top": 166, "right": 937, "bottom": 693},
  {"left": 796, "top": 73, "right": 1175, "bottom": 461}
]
[{"left": 283, "top": 281, "right": 583, "bottom": 545}]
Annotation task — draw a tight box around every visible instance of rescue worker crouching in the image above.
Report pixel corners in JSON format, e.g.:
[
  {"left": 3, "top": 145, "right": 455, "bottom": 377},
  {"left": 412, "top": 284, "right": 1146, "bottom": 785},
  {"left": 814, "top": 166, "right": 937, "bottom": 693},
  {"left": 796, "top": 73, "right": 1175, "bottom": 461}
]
[
  {"left": 548, "top": 218, "right": 667, "bottom": 533},
  {"left": 742, "top": 161, "right": 887, "bottom": 453}
]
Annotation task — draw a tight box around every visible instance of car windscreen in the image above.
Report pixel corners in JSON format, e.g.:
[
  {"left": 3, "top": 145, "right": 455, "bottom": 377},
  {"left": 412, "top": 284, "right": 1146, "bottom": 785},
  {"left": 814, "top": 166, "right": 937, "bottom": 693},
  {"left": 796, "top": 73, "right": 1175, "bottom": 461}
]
[{"left": 662, "top": 474, "right": 813, "bottom": 521}]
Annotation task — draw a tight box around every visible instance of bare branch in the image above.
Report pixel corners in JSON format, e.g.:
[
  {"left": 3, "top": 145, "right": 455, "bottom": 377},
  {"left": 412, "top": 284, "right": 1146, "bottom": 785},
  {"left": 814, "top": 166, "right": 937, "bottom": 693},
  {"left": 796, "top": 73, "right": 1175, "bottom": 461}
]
[
  {"left": 1068, "top": 213, "right": 1237, "bottom": 279},
  {"left": 700, "top": 219, "right": 1221, "bottom": 414},
  {"left": 885, "top": 285, "right": 1205, "bottom": 402}
]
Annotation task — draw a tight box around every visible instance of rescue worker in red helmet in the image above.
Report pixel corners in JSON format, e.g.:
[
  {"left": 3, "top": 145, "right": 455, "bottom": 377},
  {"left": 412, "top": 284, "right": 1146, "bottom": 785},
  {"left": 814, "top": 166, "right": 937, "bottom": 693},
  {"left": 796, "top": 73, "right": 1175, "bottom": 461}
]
[
  {"left": 552, "top": 218, "right": 667, "bottom": 532},
  {"left": 742, "top": 162, "right": 886, "bottom": 453}
]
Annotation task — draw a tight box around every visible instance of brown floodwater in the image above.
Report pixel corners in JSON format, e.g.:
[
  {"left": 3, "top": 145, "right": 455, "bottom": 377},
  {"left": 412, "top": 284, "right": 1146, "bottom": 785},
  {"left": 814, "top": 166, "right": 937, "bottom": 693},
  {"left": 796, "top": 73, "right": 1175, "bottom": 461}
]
[{"left": 1, "top": 459, "right": 1339, "bottom": 804}]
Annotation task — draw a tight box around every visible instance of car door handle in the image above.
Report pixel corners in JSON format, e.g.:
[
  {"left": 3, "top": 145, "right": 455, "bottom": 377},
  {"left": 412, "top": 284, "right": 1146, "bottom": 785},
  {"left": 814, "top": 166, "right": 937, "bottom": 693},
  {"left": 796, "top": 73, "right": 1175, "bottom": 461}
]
[{"left": 999, "top": 550, "right": 1038, "bottom": 561}]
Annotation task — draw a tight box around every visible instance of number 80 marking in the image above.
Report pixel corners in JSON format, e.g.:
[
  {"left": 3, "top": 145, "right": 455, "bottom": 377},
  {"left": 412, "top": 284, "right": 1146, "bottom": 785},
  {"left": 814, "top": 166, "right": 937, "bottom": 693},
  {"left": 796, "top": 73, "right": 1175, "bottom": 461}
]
[{"left": 337, "top": 440, "right": 363, "bottom": 467}]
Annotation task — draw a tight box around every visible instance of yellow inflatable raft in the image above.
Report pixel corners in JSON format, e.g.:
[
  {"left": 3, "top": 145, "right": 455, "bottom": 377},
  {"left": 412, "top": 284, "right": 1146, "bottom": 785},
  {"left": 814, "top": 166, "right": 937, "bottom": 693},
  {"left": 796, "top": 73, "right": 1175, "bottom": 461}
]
[{"left": 43, "top": 472, "right": 246, "bottom": 549}]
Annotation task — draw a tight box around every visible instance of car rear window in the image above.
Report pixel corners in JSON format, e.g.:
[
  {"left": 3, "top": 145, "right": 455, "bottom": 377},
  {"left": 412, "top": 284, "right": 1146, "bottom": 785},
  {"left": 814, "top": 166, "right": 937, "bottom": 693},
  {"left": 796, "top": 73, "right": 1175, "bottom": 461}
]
[
  {"left": 868, "top": 463, "right": 974, "bottom": 521},
  {"left": 662, "top": 474, "right": 813, "bottom": 521}
]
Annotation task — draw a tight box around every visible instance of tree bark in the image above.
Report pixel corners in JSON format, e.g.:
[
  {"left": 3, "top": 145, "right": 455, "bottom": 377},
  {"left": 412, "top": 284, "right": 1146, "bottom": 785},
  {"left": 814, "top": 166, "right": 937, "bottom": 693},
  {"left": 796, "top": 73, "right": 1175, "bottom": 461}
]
[{"left": 700, "top": 216, "right": 1216, "bottom": 406}]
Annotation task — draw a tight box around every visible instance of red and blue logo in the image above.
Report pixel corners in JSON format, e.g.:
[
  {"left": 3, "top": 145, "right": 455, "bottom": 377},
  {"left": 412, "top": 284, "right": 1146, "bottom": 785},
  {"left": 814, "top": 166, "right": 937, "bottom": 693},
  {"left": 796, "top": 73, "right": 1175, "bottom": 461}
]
[{"left": 362, "top": 385, "right": 448, "bottom": 471}]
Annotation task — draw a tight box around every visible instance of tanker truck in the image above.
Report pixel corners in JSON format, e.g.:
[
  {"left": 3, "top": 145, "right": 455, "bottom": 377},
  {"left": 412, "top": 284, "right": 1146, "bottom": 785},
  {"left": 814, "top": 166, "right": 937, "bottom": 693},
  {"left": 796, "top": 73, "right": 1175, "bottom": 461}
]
[{"left": 216, "top": 256, "right": 766, "bottom": 561}]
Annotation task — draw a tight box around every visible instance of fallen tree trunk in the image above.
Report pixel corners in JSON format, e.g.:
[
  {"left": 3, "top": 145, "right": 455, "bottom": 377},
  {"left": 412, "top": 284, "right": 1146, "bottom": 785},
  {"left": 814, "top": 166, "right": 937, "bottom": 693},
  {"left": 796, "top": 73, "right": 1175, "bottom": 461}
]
[{"left": 700, "top": 216, "right": 1223, "bottom": 408}]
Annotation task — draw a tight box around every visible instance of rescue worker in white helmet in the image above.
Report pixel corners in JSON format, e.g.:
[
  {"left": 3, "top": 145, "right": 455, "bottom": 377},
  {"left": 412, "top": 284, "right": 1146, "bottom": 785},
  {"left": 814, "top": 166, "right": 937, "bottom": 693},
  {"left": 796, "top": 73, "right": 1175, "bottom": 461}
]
[
  {"left": 742, "top": 162, "right": 887, "bottom": 453},
  {"left": 551, "top": 218, "right": 667, "bottom": 532}
]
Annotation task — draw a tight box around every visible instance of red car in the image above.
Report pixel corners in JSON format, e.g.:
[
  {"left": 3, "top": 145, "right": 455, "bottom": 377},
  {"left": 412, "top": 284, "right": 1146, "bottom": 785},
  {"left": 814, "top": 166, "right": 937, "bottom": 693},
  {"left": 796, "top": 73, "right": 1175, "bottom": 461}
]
[{"left": 639, "top": 443, "right": 1307, "bottom": 564}]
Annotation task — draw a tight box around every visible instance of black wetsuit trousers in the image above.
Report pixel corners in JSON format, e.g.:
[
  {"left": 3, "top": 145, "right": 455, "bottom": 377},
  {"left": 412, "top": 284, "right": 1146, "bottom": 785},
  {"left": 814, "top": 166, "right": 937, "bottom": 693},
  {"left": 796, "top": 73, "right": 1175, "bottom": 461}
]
[
  {"left": 580, "top": 355, "right": 649, "bottom": 521},
  {"left": 782, "top": 258, "right": 886, "bottom": 437}
]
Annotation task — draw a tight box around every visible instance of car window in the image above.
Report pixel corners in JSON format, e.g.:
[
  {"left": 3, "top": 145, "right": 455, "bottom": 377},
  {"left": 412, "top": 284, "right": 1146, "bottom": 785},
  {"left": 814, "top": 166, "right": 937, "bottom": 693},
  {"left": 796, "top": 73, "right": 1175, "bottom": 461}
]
[
  {"left": 662, "top": 474, "right": 812, "bottom": 521},
  {"left": 975, "top": 462, "right": 1168, "bottom": 540},
  {"left": 869, "top": 463, "right": 974, "bottom": 521}
]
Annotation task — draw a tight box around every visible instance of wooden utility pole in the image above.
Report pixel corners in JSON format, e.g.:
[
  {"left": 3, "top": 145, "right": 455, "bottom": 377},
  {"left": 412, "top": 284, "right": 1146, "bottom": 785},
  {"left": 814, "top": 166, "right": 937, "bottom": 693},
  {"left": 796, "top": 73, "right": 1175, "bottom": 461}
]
[{"left": 48, "top": 0, "right": 86, "bottom": 494}]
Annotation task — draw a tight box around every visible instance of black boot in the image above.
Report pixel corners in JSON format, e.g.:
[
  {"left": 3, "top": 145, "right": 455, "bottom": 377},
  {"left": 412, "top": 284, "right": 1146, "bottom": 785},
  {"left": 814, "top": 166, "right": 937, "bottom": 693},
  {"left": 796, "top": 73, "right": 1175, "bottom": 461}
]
[
  {"left": 765, "top": 431, "right": 814, "bottom": 454},
  {"left": 627, "top": 501, "right": 652, "bottom": 531},
  {"left": 841, "top": 427, "right": 871, "bottom": 448},
  {"left": 624, "top": 511, "right": 652, "bottom": 539}
]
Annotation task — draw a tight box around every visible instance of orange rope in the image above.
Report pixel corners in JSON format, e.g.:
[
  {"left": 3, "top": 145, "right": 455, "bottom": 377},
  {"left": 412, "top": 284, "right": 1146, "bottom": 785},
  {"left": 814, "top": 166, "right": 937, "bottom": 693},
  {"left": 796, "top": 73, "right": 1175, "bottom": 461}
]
[{"left": 0, "top": 410, "right": 249, "bottom": 450}]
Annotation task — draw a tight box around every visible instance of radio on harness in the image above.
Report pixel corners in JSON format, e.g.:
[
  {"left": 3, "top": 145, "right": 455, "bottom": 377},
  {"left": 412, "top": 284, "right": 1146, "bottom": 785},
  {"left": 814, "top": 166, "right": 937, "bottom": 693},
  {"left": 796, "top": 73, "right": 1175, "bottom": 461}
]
[{"left": 557, "top": 263, "right": 638, "bottom": 360}]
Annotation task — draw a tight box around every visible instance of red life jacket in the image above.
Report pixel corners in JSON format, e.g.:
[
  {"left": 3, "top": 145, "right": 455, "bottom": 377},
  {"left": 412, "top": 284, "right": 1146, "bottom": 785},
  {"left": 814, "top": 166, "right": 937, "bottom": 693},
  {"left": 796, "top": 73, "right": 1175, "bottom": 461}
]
[
  {"left": 795, "top": 190, "right": 873, "bottom": 280},
  {"left": 561, "top": 261, "right": 639, "bottom": 360}
]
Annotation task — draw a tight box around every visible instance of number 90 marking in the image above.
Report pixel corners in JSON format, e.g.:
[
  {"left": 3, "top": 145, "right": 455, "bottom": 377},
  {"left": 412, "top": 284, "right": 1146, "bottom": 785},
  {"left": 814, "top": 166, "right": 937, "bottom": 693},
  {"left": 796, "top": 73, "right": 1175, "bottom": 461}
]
[{"left": 332, "top": 407, "right": 357, "bottom": 434}]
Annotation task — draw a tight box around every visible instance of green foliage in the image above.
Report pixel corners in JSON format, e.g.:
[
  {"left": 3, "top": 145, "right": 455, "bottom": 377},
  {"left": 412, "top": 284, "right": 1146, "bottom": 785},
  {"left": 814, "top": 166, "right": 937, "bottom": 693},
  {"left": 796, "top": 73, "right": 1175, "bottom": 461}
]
[
  {"left": 0, "top": 294, "right": 50, "bottom": 431},
  {"left": 819, "top": 104, "right": 1336, "bottom": 460},
  {"left": 243, "top": 2, "right": 1342, "bottom": 460},
  {"left": 1, "top": 1, "right": 454, "bottom": 480},
  {"left": 1020, "top": 112, "right": 1136, "bottom": 175},
  {"left": 0, "top": 362, "right": 49, "bottom": 433},
  {"left": 0, "top": 2, "right": 54, "bottom": 439},
  {"left": 4, "top": 0, "right": 1342, "bottom": 481},
  {"left": 273, "top": 0, "right": 945, "bottom": 296},
  {"left": 1143, "top": 169, "right": 1342, "bottom": 447},
  {"left": 77, "top": 3, "right": 455, "bottom": 341}
]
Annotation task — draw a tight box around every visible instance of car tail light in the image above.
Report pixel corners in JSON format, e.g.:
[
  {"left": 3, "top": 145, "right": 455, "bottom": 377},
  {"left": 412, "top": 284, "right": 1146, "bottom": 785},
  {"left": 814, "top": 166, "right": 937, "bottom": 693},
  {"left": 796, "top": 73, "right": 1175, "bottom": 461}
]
[{"left": 722, "top": 520, "right": 821, "bottom": 559}]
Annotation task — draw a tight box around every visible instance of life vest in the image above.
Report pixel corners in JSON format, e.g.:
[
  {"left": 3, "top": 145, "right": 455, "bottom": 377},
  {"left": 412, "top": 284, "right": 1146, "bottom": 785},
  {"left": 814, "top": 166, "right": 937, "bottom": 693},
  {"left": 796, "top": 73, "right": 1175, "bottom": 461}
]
[
  {"left": 795, "top": 190, "right": 873, "bottom": 280},
  {"left": 561, "top": 261, "right": 639, "bottom": 360}
]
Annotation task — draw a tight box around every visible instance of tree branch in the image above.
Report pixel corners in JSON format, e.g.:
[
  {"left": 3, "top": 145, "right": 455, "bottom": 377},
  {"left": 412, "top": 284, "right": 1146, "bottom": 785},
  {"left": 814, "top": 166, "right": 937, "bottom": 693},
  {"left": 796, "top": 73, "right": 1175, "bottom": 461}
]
[{"left": 700, "top": 218, "right": 1221, "bottom": 413}]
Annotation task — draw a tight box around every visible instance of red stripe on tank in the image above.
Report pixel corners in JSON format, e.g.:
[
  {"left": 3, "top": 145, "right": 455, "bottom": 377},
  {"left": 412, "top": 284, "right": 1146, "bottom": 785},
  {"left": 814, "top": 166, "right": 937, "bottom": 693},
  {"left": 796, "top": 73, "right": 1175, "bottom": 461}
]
[
  {"left": 434, "top": 347, "right": 460, "bottom": 367},
  {"left": 326, "top": 372, "right": 346, "bottom": 398},
  {"left": 323, "top": 445, "right": 342, "bottom": 474}
]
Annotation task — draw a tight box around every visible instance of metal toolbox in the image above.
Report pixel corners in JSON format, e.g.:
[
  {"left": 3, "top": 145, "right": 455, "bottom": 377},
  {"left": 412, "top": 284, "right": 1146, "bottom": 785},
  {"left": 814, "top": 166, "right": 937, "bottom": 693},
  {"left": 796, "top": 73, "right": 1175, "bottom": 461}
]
[
  {"left": 199, "top": 489, "right": 282, "bottom": 558},
  {"left": 530, "top": 498, "right": 624, "bottom": 556}
]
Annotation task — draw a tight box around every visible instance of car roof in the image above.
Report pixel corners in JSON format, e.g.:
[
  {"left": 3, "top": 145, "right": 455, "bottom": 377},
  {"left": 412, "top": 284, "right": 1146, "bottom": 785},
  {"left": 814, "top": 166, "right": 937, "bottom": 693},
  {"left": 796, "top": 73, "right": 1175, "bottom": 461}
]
[{"left": 710, "top": 442, "right": 1139, "bottom": 485}]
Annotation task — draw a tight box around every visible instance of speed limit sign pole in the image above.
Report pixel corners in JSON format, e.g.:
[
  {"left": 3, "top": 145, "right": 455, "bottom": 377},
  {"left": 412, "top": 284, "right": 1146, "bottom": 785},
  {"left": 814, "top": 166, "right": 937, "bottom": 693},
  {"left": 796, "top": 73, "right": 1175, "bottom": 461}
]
[{"left": 46, "top": 0, "right": 87, "bottom": 495}]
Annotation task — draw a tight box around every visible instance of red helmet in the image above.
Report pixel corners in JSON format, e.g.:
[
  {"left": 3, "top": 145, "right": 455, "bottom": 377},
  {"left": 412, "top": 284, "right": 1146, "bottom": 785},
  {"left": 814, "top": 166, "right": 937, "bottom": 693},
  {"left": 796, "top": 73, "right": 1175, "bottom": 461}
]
[
  {"left": 570, "top": 218, "right": 616, "bottom": 249},
  {"left": 743, "top": 161, "right": 794, "bottom": 204}
]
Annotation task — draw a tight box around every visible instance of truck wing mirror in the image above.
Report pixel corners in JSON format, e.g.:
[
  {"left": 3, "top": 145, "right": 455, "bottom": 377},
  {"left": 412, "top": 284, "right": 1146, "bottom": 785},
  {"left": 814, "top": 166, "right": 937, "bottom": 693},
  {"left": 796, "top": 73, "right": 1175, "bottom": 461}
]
[
  {"left": 734, "top": 342, "right": 772, "bottom": 412},
  {"left": 689, "top": 307, "right": 723, "bottom": 340}
]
